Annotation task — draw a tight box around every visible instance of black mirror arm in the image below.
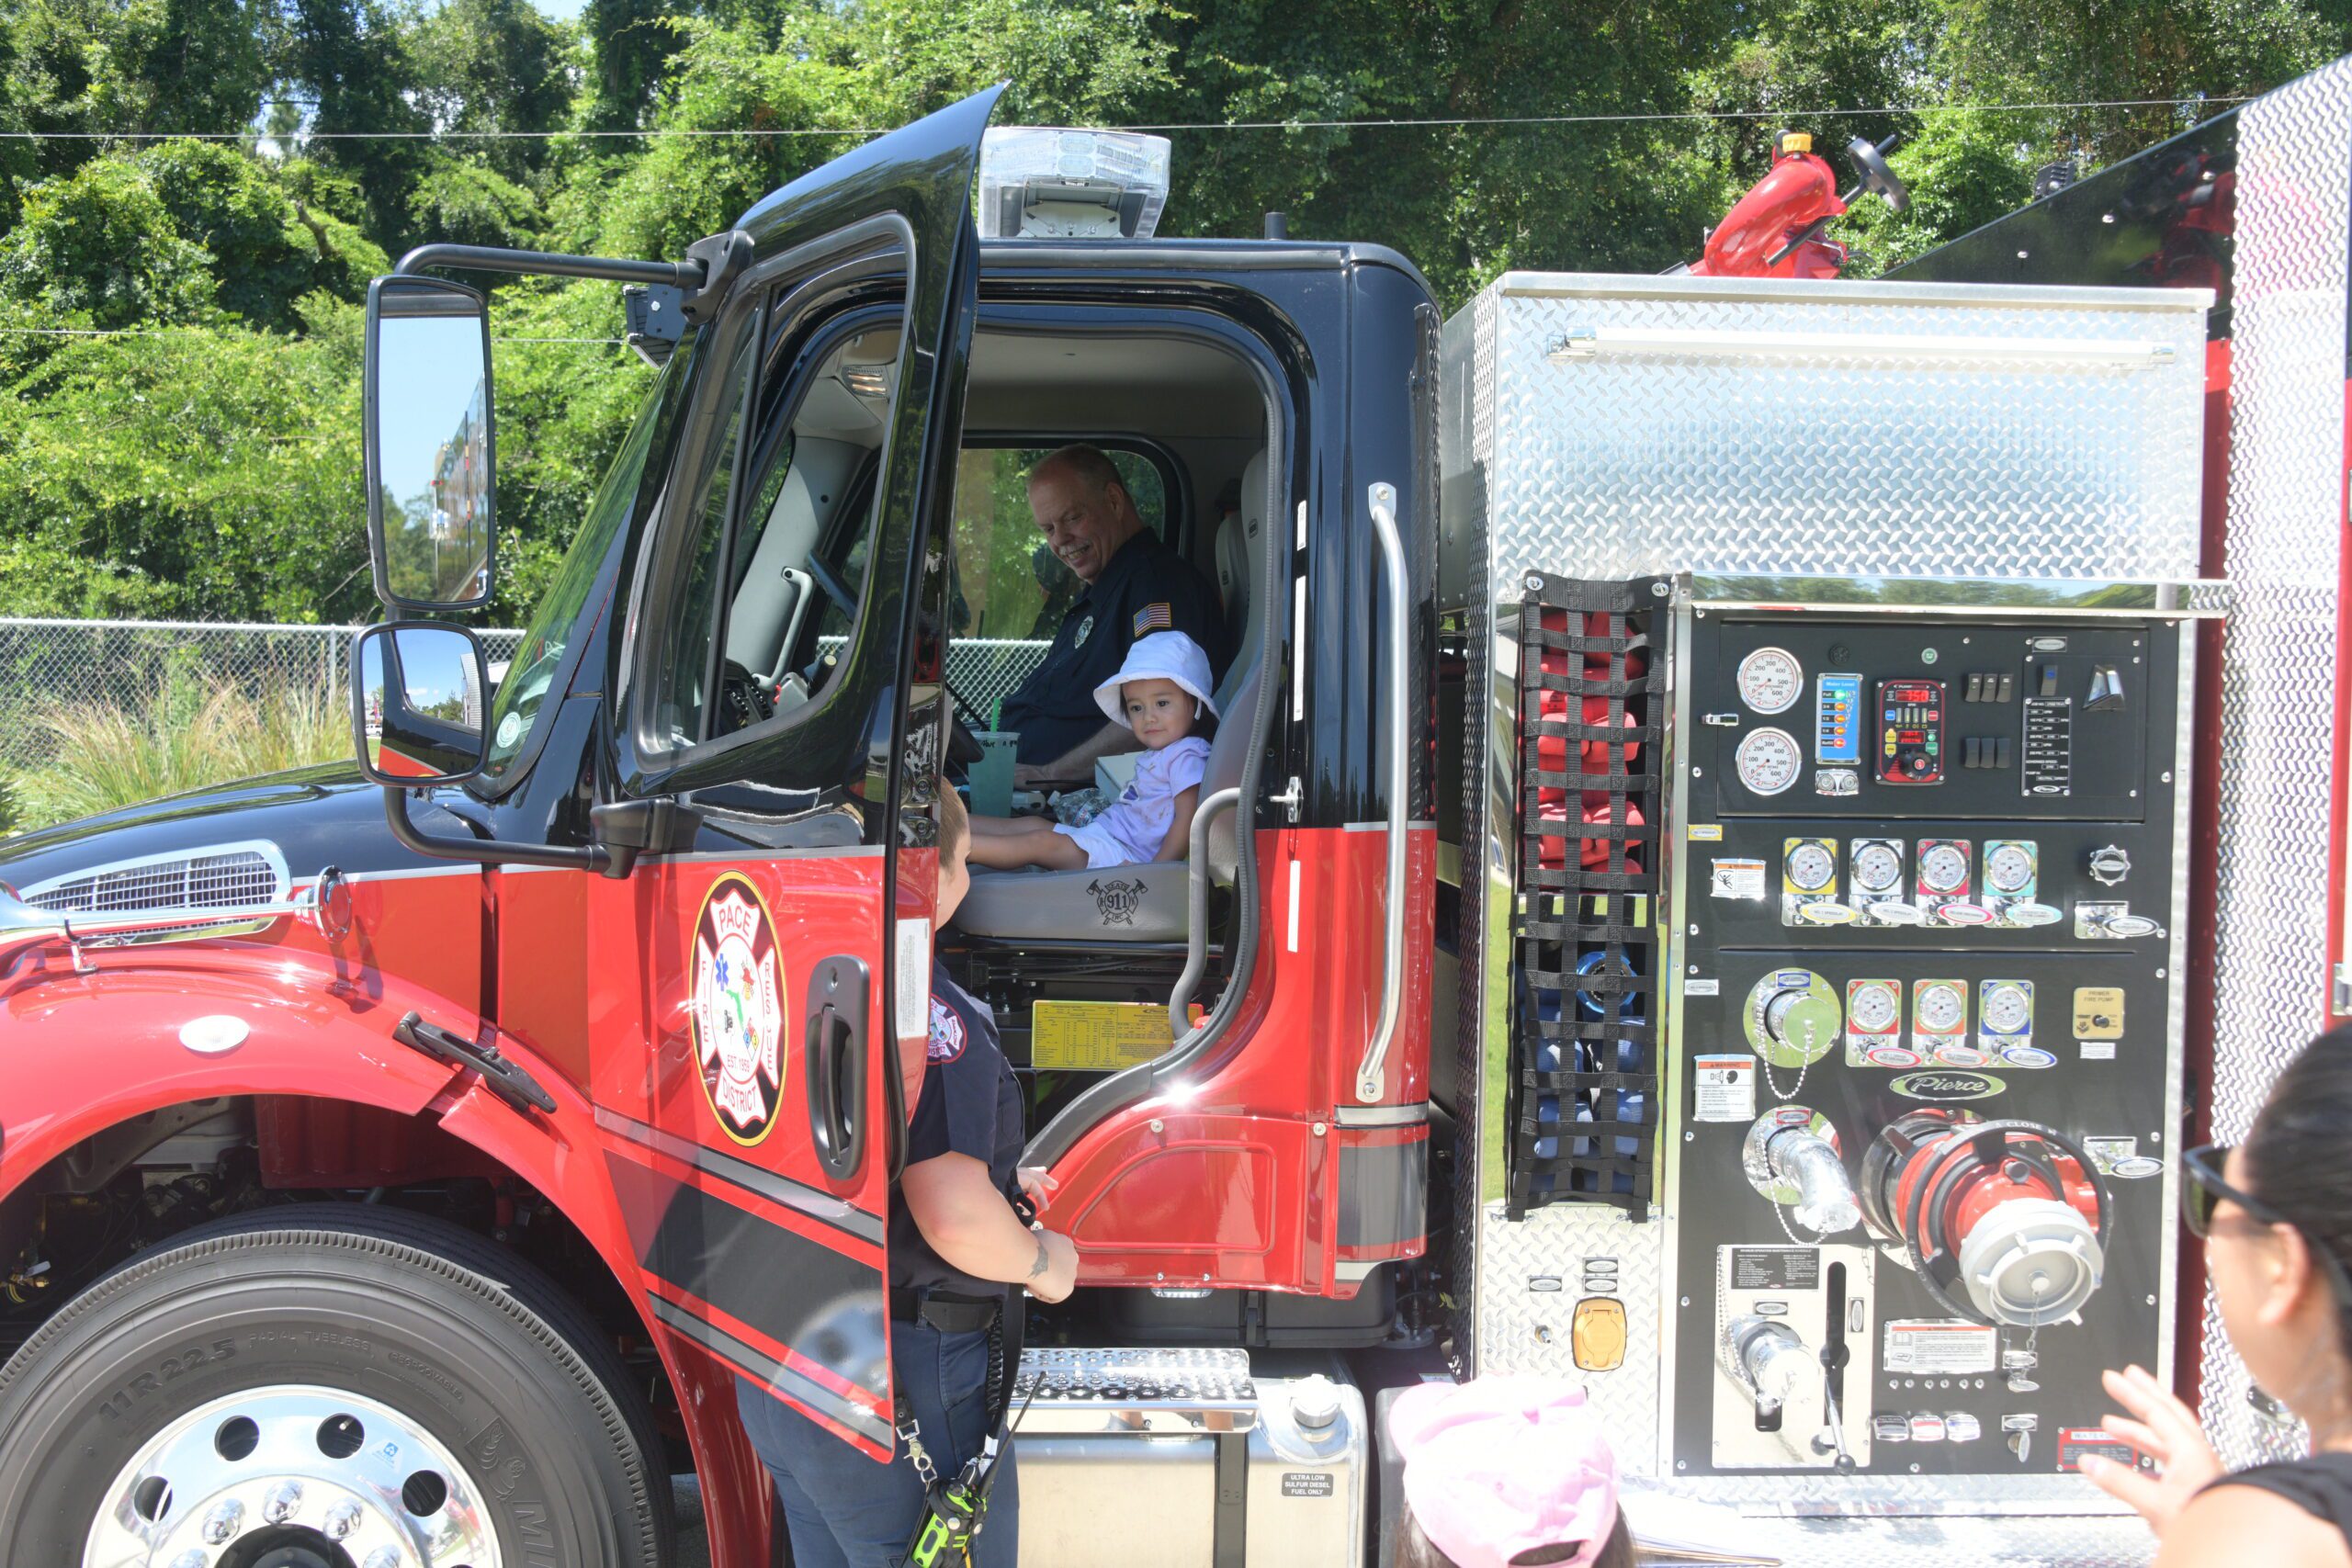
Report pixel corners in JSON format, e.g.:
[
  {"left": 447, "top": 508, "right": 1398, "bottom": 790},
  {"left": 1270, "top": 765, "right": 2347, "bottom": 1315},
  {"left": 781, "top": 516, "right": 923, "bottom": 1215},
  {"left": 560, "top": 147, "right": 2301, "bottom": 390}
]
[
  {"left": 394, "top": 243, "right": 702, "bottom": 291},
  {"left": 393, "top": 231, "right": 752, "bottom": 326},
  {"left": 382, "top": 786, "right": 613, "bottom": 874}
]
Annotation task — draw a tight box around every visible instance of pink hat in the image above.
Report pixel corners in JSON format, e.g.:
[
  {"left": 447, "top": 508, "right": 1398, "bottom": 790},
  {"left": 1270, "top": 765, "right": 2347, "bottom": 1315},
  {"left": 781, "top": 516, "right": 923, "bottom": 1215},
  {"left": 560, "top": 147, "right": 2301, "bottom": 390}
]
[{"left": 1386, "top": 1376, "right": 1619, "bottom": 1568}]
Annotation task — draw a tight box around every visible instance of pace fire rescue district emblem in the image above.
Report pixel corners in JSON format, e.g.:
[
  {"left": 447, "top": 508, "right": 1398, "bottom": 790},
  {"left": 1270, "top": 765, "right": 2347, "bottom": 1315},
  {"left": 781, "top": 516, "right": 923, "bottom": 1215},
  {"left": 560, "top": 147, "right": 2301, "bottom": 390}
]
[{"left": 689, "top": 872, "right": 786, "bottom": 1145}]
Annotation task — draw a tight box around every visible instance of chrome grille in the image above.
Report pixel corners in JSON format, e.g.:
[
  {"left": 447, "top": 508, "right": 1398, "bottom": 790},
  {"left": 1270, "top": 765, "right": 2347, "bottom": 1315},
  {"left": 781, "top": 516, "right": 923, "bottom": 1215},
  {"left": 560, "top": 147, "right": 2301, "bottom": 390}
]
[{"left": 22, "top": 842, "right": 287, "bottom": 917}]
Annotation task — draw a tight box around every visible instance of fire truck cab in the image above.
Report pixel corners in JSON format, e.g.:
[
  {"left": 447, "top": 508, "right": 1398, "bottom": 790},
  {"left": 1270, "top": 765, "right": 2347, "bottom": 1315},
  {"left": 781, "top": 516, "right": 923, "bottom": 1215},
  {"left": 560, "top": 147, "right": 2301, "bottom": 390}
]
[{"left": 0, "top": 85, "right": 1438, "bottom": 1567}]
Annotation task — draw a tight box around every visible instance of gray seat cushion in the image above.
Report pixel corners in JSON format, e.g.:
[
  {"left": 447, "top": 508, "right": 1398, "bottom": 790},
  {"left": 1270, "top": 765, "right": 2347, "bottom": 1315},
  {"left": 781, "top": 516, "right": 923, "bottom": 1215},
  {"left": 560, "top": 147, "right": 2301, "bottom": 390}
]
[{"left": 955, "top": 863, "right": 1190, "bottom": 942}]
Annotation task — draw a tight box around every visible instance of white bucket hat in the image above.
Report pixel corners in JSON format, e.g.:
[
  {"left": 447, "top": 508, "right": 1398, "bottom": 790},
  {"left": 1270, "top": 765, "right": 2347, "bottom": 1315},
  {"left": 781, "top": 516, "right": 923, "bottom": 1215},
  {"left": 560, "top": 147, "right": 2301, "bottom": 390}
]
[{"left": 1093, "top": 631, "right": 1220, "bottom": 728}]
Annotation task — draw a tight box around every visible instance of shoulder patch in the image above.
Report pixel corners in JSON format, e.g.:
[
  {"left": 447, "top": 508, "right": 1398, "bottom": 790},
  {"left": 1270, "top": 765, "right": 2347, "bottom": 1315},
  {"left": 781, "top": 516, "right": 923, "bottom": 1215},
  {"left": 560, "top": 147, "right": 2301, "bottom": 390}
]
[
  {"left": 927, "top": 995, "right": 967, "bottom": 1063},
  {"left": 1134, "top": 602, "right": 1173, "bottom": 636}
]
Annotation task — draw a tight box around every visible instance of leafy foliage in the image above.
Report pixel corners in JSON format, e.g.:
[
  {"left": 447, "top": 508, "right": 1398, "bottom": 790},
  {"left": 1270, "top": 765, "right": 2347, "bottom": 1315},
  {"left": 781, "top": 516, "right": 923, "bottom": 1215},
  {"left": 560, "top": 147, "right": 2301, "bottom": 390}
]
[
  {"left": 13, "top": 677, "right": 345, "bottom": 828},
  {"left": 0, "top": 0, "right": 2344, "bottom": 640}
]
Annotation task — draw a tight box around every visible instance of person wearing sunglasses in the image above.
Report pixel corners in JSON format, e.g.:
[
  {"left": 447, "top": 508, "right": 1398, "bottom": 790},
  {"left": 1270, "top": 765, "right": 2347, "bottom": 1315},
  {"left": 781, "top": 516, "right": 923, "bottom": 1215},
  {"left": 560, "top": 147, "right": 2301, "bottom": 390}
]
[{"left": 2082, "top": 1022, "right": 2352, "bottom": 1565}]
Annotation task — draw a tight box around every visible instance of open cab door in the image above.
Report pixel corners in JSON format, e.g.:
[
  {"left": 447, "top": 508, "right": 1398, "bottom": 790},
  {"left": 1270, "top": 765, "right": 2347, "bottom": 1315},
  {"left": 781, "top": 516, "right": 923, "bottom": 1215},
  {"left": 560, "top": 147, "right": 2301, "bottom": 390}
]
[{"left": 582, "top": 86, "right": 999, "bottom": 1466}]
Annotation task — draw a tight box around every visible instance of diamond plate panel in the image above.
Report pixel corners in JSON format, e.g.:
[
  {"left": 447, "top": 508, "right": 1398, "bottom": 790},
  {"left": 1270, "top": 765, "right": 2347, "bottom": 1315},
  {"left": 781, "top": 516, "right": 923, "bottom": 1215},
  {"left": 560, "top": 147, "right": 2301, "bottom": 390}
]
[
  {"left": 1472, "top": 1201, "right": 1670, "bottom": 1467},
  {"left": 2199, "top": 54, "right": 2352, "bottom": 1470},
  {"left": 1476, "top": 276, "right": 2207, "bottom": 590},
  {"left": 1630, "top": 1509, "right": 2154, "bottom": 1567}
]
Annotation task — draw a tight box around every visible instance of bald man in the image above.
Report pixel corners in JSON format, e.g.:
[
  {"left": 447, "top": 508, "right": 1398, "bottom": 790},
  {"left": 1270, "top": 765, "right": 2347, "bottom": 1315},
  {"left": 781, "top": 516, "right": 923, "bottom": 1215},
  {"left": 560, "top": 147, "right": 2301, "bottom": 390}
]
[{"left": 997, "top": 446, "right": 1231, "bottom": 784}]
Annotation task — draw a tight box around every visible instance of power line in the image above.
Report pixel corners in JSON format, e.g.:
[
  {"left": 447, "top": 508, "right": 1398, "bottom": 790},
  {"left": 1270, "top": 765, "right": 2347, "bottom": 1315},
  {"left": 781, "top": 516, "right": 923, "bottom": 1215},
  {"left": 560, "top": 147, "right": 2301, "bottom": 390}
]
[
  {"left": 0, "top": 324, "right": 628, "bottom": 344},
  {"left": 0, "top": 95, "right": 2248, "bottom": 141}
]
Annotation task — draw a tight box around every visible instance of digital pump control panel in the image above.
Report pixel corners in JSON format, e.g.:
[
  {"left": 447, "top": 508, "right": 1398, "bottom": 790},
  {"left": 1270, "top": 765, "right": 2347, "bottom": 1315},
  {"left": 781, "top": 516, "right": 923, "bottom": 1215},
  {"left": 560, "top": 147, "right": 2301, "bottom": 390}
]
[
  {"left": 1875, "top": 679, "right": 1945, "bottom": 785},
  {"left": 1668, "top": 609, "right": 2184, "bottom": 1483}
]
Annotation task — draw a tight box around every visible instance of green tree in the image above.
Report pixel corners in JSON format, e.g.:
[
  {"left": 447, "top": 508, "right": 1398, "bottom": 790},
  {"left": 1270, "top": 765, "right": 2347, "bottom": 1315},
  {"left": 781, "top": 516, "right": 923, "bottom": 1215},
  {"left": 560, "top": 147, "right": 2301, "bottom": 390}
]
[
  {"left": 409, "top": 0, "right": 575, "bottom": 185},
  {"left": 0, "top": 0, "right": 272, "bottom": 161},
  {"left": 405, "top": 152, "right": 547, "bottom": 252},
  {"left": 0, "top": 141, "right": 386, "bottom": 333},
  {"left": 277, "top": 0, "right": 429, "bottom": 244},
  {"left": 0, "top": 292, "right": 374, "bottom": 621},
  {"left": 579, "top": 0, "right": 679, "bottom": 132},
  {"left": 0, "top": 156, "right": 218, "bottom": 329}
]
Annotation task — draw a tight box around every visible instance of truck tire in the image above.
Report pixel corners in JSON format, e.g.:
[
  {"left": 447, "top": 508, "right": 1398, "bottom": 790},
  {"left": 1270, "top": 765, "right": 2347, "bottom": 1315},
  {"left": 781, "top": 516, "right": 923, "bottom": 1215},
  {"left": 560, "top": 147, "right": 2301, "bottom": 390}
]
[{"left": 0, "top": 1201, "right": 674, "bottom": 1567}]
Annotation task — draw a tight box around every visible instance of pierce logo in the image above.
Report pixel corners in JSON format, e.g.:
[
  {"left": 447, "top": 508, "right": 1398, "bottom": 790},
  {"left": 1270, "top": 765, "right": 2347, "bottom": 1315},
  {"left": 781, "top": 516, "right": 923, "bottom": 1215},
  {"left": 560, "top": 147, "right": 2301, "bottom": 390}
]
[
  {"left": 689, "top": 873, "right": 786, "bottom": 1145},
  {"left": 1890, "top": 1070, "right": 2006, "bottom": 1102}
]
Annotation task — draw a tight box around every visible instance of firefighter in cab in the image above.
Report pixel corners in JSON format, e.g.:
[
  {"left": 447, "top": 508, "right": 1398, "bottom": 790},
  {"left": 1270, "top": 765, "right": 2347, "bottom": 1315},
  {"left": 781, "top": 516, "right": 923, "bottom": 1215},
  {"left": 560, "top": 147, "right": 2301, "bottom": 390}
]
[{"left": 734, "top": 784, "right": 1075, "bottom": 1566}]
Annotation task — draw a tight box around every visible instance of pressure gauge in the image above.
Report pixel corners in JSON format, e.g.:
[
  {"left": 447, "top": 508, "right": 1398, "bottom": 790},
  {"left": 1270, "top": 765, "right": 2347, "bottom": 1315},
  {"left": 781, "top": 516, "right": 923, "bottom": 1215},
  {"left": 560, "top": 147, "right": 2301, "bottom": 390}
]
[
  {"left": 1852, "top": 840, "right": 1904, "bottom": 895},
  {"left": 1735, "top": 728, "right": 1803, "bottom": 796},
  {"left": 1983, "top": 984, "right": 2033, "bottom": 1034},
  {"left": 1918, "top": 841, "right": 1971, "bottom": 895},
  {"left": 1849, "top": 982, "right": 1900, "bottom": 1034},
  {"left": 1785, "top": 840, "right": 1837, "bottom": 894},
  {"left": 1736, "top": 647, "right": 1804, "bottom": 715},
  {"left": 1985, "top": 841, "right": 2037, "bottom": 897},
  {"left": 1917, "top": 982, "right": 1967, "bottom": 1034}
]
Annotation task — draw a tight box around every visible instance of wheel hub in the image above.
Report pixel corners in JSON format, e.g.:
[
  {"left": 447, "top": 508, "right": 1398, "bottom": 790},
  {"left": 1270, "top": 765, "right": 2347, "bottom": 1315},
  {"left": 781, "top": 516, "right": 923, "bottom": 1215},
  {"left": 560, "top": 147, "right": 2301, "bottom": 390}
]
[{"left": 82, "top": 1385, "right": 502, "bottom": 1568}]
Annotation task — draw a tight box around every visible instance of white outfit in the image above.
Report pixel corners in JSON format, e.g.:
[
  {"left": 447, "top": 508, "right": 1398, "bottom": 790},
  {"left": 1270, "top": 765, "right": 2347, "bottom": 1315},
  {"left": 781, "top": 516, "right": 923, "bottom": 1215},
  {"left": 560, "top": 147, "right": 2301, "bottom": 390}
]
[{"left": 1055, "top": 736, "right": 1210, "bottom": 868}]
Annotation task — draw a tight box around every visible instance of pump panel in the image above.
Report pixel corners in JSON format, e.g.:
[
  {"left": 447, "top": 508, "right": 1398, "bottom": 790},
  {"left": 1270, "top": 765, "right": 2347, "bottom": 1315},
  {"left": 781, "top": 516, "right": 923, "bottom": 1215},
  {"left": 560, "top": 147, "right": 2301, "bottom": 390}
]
[{"left": 1668, "top": 604, "right": 2185, "bottom": 1480}]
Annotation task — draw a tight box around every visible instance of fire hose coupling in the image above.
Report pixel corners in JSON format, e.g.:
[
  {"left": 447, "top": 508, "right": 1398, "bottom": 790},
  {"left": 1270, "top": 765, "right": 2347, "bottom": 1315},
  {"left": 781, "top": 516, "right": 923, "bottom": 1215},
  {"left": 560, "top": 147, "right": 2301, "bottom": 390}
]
[
  {"left": 1767, "top": 1126, "right": 1862, "bottom": 1235},
  {"left": 1860, "top": 1111, "right": 2112, "bottom": 1328},
  {"left": 1741, "top": 1107, "right": 1860, "bottom": 1235},
  {"left": 1724, "top": 1314, "right": 1813, "bottom": 1422}
]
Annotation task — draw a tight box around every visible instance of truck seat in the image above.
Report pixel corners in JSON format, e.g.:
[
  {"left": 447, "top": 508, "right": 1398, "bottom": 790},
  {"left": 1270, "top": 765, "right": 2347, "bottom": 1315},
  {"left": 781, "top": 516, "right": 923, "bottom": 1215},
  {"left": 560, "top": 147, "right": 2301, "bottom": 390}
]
[{"left": 956, "top": 453, "right": 1269, "bottom": 942}]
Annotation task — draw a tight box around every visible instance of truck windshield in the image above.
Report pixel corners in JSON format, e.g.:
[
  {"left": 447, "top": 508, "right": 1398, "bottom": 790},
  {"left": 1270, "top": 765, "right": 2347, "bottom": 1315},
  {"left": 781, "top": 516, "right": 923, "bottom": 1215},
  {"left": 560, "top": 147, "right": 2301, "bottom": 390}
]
[{"left": 477, "top": 353, "right": 678, "bottom": 791}]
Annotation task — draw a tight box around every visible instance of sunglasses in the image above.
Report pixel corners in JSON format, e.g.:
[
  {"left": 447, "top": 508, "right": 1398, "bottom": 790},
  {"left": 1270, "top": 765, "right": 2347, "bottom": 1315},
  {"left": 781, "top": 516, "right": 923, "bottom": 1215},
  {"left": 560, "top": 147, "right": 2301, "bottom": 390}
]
[{"left": 2184, "top": 1143, "right": 2352, "bottom": 1313}]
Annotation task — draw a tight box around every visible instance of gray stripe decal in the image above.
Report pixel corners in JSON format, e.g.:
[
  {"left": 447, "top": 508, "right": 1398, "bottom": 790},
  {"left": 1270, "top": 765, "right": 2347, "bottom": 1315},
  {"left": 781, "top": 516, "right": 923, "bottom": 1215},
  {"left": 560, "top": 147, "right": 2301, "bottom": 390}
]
[
  {"left": 647, "top": 1295, "right": 892, "bottom": 1447},
  {"left": 1338, "top": 1137, "right": 1429, "bottom": 1248},
  {"left": 328, "top": 863, "right": 484, "bottom": 885},
  {"left": 594, "top": 1105, "right": 886, "bottom": 1247}
]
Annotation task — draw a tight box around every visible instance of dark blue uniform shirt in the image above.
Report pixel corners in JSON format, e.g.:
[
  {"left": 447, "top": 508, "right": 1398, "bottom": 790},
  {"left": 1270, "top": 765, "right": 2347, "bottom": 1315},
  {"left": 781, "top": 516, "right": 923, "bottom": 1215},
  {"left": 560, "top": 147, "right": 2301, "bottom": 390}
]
[
  {"left": 998, "top": 530, "right": 1229, "bottom": 766},
  {"left": 892, "top": 962, "right": 1026, "bottom": 1299}
]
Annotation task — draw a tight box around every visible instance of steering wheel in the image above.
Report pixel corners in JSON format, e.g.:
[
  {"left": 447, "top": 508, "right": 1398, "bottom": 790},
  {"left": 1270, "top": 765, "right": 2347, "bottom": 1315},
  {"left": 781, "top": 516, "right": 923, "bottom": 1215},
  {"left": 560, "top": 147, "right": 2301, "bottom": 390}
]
[
  {"left": 946, "top": 707, "right": 984, "bottom": 768},
  {"left": 1846, "top": 134, "right": 1910, "bottom": 214},
  {"left": 718, "top": 658, "right": 775, "bottom": 735}
]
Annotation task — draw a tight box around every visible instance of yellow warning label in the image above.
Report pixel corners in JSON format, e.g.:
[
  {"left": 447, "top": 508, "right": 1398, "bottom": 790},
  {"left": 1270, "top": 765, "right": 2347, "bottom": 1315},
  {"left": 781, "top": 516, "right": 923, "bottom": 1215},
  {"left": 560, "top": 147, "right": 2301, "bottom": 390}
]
[
  {"left": 1031, "top": 1000, "right": 1175, "bottom": 1072},
  {"left": 2073, "top": 987, "right": 2125, "bottom": 1040}
]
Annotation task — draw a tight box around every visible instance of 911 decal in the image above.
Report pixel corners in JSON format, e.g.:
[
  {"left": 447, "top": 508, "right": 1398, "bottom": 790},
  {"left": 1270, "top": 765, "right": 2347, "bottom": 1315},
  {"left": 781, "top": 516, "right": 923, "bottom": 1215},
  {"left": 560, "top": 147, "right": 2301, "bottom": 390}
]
[{"left": 690, "top": 872, "right": 787, "bottom": 1146}]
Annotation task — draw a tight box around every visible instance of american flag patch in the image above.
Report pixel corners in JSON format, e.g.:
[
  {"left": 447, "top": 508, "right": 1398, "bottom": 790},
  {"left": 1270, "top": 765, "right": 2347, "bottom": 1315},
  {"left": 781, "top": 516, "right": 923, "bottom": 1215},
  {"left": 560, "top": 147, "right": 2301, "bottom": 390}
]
[{"left": 1133, "top": 602, "right": 1173, "bottom": 636}]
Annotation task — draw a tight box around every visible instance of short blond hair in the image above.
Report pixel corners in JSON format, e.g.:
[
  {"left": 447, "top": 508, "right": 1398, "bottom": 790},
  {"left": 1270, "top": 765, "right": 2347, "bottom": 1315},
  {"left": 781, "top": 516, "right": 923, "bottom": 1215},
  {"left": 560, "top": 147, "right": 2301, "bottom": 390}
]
[{"left": 935, "top": 778, "right": 968, "bottom": 863}]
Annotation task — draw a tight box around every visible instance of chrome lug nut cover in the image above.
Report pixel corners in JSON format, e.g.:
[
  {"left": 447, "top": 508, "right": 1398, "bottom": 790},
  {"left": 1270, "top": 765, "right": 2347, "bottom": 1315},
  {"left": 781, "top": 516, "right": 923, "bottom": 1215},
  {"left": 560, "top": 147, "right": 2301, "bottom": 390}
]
[{"left": 82, "top": 1384, "right": 501, "bottom": 1568}]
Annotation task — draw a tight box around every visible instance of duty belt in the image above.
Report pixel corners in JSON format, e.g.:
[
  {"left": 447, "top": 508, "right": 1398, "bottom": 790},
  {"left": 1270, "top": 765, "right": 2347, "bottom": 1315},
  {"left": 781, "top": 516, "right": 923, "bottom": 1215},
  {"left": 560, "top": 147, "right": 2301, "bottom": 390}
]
[{"left": 888, "top": 1287, "right": 1004, "bottom": 1336}]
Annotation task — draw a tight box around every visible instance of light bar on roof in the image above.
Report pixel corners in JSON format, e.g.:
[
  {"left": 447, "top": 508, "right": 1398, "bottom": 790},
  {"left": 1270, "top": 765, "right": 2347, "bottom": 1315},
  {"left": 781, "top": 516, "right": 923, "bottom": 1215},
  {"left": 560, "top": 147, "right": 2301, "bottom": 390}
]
[{"left": 977, "top": 127, "right": 1171, "bottom": 242}]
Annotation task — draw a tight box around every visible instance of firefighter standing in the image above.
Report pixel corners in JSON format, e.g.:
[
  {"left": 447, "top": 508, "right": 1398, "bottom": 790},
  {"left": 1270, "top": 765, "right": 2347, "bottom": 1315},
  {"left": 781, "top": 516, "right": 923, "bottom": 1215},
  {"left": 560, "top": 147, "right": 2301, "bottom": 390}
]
[{"left": 734, "top": 785, "right": 1077, "bottom": 1565}]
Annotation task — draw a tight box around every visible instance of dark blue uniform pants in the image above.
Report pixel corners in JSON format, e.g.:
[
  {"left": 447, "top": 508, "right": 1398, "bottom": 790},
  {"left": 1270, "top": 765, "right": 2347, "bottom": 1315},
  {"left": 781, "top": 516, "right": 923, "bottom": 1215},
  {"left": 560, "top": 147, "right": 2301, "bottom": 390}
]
[{"left": 735, "top": 1318, "right": 1019, "bottom": 1567}]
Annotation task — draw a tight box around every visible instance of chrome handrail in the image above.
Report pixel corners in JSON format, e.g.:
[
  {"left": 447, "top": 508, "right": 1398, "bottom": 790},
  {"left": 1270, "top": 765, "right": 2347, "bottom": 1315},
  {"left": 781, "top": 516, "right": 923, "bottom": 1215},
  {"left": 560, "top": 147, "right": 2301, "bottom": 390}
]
[
  {"left": 1167, "top": 786, "right": 1243, "bottom": 1033},
  {"left": 1354, "top": 481, "right": 1409, "bottom": 1102}
]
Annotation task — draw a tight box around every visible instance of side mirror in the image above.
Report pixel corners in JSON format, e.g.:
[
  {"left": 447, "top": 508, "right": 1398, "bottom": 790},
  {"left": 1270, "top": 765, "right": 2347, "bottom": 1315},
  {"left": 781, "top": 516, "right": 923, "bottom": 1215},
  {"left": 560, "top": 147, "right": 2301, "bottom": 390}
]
[
  {"left": 354, "top": 623, "right": 490, "bottom": 786},
  {"left": 366, "top": 276, "right": 497, "bottom": 613}
]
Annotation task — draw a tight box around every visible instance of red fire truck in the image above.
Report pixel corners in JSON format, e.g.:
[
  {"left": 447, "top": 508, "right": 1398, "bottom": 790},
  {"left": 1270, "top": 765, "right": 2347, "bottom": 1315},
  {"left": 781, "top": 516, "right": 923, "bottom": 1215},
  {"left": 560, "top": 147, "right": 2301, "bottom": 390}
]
[{"left": 0, "top": 56, "right": 2345, "bottom": 1568}]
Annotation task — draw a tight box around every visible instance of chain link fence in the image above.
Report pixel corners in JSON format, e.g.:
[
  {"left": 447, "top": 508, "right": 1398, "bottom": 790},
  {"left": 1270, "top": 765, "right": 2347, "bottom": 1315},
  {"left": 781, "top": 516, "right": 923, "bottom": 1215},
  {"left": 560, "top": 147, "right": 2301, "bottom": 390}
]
[
  {"left": 0, "top": 617, "right": 1054, "bottom": 775},
  {"left": 0, "top": 619, "right": 526, "bottom": 774}
]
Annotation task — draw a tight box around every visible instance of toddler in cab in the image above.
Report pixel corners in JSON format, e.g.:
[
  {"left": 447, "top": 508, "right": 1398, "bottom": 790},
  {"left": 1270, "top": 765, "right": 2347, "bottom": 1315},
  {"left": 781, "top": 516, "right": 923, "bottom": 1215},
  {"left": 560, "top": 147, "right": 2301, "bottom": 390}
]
[{"left": 968, "top": 632, "right": 1214, "bottom": 871}]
